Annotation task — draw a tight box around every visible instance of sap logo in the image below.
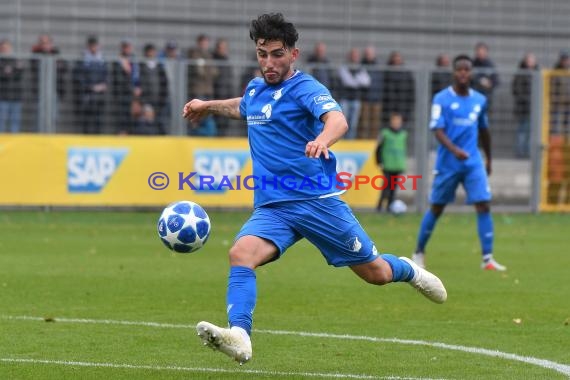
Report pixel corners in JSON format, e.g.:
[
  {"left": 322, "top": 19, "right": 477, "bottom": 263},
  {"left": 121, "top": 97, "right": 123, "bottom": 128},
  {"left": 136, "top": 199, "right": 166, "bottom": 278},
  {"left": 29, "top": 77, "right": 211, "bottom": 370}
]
[
  {"left": 193, "top": 150, "right": 250, "bottom": 193},
  {"left": 334, "top": 152, "right": 369, "bottom": 178},
  {"left": 68, "top": 148, "right": 129, "bottom": 193}
]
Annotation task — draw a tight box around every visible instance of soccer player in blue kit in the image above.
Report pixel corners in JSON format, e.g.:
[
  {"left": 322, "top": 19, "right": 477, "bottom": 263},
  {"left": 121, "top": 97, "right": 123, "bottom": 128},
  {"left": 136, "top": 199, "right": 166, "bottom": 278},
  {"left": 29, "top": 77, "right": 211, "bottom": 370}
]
[
  {"left": 183, "top": 13, "right": 447, "bottom": 365},
  {"left": 412, "top": 54, "right": 506, "bottom": 272}
]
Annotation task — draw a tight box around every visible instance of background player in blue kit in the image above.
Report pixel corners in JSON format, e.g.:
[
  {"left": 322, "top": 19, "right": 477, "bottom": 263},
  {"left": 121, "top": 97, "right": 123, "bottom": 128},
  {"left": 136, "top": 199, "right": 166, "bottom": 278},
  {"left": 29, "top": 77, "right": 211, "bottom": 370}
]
[
  {"left": 183, "top": 13, "right": 447, "bottom": 365},
  {"left": 412, "top": 54, "right": 506, "bottom": 272}
]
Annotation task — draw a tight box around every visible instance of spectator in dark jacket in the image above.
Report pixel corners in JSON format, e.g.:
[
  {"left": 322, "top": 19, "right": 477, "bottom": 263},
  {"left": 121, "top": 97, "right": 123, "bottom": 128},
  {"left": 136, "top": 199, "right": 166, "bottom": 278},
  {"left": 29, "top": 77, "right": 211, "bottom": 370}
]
[
  {"left": 472, "top": 42, "right": 500, "bottom": 111},
  {"left": 212, "top": 38, "right": 234, "bottom": 136},
  {"left": 306, "top": 41, "right": 335, "bottom": 90},
  {"left": 138, "top": 43, "right": 169, "bottom": 135},
  {"left": 0, "top": 39, "right": 24, "bottom": 133},
  {"left": 359, "top": 45, "right": 383, "bottom": 139},
  {"left": 112, "top": 39, "right": 140, "bottom": 134},
  {"left": 550, "top": 50, "right": 570, "bottom": 139},
  {"left": 337, "top": 48, "right": 370, "bottom": 139},
  {"left": 382, "top": 50, "right": 415, "bottom": 128},
  {"left": 72, "top": 36, "right": 108, "bottom": 134},
  {"left": 431, "top": 53, "right": 452, "bottom": 96},
  {"left": 512, "top": 52, "right": 539, "bottom": 158}
]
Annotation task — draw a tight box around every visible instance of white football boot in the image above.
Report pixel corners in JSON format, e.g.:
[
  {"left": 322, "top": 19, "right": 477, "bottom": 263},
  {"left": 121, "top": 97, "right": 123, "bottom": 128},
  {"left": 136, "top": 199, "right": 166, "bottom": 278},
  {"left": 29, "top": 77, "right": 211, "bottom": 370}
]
[
  {"left": 400, "top": 256, "right": 447, "bottom": 304},
  {"left": 196, "top": 321, "right": 252, "bottom": 365},
  {"left": 481, "top": 257, "right": 507, "bottom": 271}
]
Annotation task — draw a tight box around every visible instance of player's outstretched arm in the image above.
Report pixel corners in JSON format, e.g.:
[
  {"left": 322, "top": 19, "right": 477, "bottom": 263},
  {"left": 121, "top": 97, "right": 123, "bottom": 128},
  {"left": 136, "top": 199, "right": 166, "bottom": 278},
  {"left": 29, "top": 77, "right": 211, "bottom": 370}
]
[
  {"left": 305, "top": 110, "right": 348, "bottom": 159},
  {"left": 183, "top": 97, "right": 243, "bottom": 123}
]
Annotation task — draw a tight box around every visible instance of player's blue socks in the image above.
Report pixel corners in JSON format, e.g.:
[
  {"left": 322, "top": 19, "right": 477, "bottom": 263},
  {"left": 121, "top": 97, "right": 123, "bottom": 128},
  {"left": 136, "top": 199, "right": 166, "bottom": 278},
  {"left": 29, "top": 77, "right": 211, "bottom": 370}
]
[
  {"left": 416, "top": 209, "right": 439, "bottom": 252},
  {"left": 226, "top": 266, "right": 256, "bottom": 336},
  {"left": 477, "top": 211, "right": 494, "bottom": 256},
  {"left": 381, "top": 254, "right": 415, "bottom": 282}
]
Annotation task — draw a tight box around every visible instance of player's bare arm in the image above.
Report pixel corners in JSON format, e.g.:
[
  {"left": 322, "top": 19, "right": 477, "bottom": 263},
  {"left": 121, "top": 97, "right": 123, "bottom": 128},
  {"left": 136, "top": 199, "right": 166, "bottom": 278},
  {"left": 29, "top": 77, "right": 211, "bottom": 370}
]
[
  {"left": 183, "top": 97, "right": 242, "bottom": 123},
  {"left": 305, "top": 111, "right": 348, "bottom": 159},
  {"left": 434, "top": 128, "right": 469, "bottom": 160},
  {"left": 479, "top": 128, "right": 492, "bottom": 175}
]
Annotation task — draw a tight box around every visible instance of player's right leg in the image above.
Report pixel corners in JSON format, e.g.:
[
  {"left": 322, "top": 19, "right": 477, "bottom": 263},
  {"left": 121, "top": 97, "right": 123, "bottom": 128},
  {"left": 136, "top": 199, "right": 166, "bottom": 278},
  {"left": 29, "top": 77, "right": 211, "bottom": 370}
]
[
  {"left": 413, "top": 203, "right": 445, "bottom": 268},
  {"left": 414, "top": 170, "right": 459, "bottom": 268}
]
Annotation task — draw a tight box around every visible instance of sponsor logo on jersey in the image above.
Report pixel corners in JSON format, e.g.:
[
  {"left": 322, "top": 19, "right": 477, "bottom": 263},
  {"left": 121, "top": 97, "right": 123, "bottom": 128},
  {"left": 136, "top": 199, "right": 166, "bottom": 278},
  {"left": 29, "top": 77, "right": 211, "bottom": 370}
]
[{"left": 313, "top": 94, "right": 333, "bottom": 104}]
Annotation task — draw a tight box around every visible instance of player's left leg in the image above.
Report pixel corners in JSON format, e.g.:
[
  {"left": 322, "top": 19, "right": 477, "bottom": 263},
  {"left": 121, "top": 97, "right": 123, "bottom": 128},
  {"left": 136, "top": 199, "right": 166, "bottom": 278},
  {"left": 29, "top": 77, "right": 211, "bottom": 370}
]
[
  {"left": 197, "top": 235, "right": 277, "bottom": 365},
  {"left": 414, "top": 170, "right": 460, "bottom": 267},
  {"left": 350, "top": 256, "right": 447, "bottom": 304},
  {"left": 197, "top": 208, "right": 302, "bottom": 364},
  {"left": 474, "top": 202, "right": 506, "bottom": 271}
]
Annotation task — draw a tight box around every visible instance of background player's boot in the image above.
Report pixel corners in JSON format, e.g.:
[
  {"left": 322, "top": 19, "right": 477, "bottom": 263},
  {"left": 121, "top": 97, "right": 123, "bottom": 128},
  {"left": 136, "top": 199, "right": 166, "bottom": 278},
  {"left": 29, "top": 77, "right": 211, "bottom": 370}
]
[
  {"left": 400, "top": 257, "right": 447, "bottom": 304},
  {"left": 481, "top": 256, "right": 507, "bottom": 271},
  {"left": 197, "top": 321, "right": 252, "bottom": 365}
]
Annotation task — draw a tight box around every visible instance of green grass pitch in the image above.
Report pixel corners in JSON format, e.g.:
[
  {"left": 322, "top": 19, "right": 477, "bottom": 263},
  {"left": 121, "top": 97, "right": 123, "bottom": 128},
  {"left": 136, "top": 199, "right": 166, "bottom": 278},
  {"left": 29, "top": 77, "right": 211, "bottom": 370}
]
[{"left": 0, "top": 210, "right": 569, "bottom": 379}]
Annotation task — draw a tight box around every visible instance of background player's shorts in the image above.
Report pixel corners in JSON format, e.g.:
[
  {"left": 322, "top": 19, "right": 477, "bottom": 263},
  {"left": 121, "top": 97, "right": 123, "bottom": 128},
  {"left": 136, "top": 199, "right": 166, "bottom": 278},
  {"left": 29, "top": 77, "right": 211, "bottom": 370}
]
[
  {"left": 430, "top": 165, "right": 492, "bottom": 204},
  {"left": 235, "top": 196, "right": 378, "bottom": 267}
]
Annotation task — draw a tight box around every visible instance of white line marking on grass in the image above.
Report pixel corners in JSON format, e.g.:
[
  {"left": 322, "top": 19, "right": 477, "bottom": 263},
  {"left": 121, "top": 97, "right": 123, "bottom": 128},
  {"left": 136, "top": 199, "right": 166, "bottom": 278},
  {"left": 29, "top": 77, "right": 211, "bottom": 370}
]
[
  {"left": 3, "top": 315, "right": 570, "bottom": 377},
  {"left": 0, "top": 358, "right": 436, "bottom": 380}
]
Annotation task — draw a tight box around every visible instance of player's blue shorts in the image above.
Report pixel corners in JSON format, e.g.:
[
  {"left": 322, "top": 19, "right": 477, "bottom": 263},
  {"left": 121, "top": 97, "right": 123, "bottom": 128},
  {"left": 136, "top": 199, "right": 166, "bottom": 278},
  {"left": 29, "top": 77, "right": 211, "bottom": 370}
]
[
  {"left": 430, "top": 165, "right": 492, "bottom": 205},
  {"left": 235, "top": 196, "right": 378, "bottom": 267}
]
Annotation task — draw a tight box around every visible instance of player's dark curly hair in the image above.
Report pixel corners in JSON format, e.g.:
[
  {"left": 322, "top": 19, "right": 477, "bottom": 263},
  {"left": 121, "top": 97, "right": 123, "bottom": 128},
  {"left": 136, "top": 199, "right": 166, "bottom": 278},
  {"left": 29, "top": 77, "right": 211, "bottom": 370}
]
[
  {"left": 249, "top": 13, "right": 299, "bottom": 49},
  {"left": 453, "top": 54, "right": 472, "bottom": 69}
]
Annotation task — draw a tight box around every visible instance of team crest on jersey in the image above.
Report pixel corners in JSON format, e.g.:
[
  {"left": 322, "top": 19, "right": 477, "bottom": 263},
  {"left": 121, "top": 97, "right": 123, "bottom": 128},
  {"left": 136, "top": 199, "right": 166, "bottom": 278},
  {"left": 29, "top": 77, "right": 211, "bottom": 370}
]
[
  {"left": 451, "top": 102, "right": 459, "bottom": 110},
  {"left": 272, "top": 88, "right": 283, "bottom": 100},
  {"left": 347, "top": 236, "right": 362, "bottom": 252}
]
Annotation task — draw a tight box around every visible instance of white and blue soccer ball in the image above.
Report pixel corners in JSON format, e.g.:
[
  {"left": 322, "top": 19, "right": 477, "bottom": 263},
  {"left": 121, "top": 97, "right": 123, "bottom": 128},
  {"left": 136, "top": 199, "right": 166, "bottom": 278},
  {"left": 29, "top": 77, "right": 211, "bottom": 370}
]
[
  {"left": 389, "top": 199, "right": 408, "bottom": 215},
  {"left": 157, "top": 200, "right": 211, "bottom": 253}
]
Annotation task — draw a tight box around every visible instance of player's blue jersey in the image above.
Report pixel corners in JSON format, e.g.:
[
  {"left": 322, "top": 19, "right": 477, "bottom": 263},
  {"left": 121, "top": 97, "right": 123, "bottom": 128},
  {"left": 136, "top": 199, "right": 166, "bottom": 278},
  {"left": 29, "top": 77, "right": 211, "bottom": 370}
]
[
  {"left": 430, "top": 86, "right": 488, "bottom": 172},
  {"left": 240, "top": 70, "right": 344, "bottom": 207}
]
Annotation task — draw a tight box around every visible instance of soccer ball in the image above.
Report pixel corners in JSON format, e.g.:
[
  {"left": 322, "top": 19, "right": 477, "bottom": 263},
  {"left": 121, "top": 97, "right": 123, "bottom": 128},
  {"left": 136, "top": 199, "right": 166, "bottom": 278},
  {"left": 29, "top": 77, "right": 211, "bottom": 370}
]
[
  {"left": 389, "top": 199, "right": 408, "bottom": 215},
  {"left": 157, "top": 200, "right": 211, "bottom": 253}
]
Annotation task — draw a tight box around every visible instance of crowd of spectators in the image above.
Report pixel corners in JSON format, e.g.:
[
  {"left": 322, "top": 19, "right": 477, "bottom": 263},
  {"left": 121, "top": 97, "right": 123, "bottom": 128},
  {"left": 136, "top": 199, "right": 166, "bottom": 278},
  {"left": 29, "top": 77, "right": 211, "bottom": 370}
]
[{"left": 0, "top": 33, "right": 568, "bottom": 152}]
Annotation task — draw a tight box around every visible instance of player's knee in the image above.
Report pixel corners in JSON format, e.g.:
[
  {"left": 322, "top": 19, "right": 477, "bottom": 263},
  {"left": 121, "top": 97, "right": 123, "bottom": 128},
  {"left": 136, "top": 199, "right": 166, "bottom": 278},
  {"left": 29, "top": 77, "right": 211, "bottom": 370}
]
[
  {"left": 475, "top": 202, "right": 490, "bottom": 213},
  {"left": 228, "top": 244, "right": 252, "bottom": 267},
  {"left": 431, "top": 204, "right": 445, "bottom": 217}
]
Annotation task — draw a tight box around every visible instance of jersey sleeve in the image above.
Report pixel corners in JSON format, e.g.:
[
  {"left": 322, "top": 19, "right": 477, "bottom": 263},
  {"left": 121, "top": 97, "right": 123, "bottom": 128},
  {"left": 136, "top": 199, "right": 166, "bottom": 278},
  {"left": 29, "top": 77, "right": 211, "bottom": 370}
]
[
  {"left": 429, "top": 94, "right": 445, "bottom": 130},
  {"left": 239, "top": 78, "right": 260, "bottom": 119},
  {"left": 295, "top": 77, "right": 342, "bottom": 120},
  {"left": 239, "top": 83, "right": 252, "bottom": 119}
]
